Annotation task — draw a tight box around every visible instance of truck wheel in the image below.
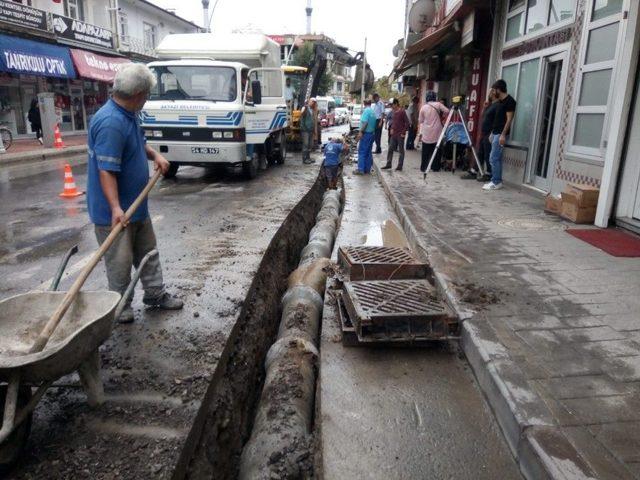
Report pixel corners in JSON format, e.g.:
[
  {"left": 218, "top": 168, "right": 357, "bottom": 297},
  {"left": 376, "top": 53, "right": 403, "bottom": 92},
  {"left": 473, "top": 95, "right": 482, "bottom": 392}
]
[
  {"left": 164, "top": 163, "right": 179, "bottom": 179},
  {"left": 243, "top": 155, "right": 259, "bottom": 179},
  {"left": 274, "top": 131, "right": 287, "bottom": 165}
]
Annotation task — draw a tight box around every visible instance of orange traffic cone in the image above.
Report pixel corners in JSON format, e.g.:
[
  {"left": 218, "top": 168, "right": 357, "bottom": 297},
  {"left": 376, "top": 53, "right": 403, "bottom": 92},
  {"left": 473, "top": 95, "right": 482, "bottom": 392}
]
[
  {"left": 53, "top": 124, "right": 65, "bottom": 149},
  {"left": 59, "top": 163, "right": 84, "bottom": 198}
]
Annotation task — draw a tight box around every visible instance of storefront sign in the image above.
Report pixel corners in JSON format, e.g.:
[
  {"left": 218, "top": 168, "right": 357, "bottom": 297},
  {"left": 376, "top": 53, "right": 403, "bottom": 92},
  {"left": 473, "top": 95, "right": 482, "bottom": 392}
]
[
  {"left": 70, "top": 49, "right": 130, "bottom": 83},
  {"left": 502, "top": 27, "right": 572, "bottom": 60},
  {"left": 461, "top": 12, "right": 475, "bottom": 47},
  {"left": 0, "top": 34, "right": 75, "bottom": 79},
  {"left": 52, "top": 14, "right": 114, "bottom": 50},
  {"left": 466, "top": 56, "right": 482, "bottom": 140},
  {"left": 0, "top": 0, "right": 47, "bottom": 32}
]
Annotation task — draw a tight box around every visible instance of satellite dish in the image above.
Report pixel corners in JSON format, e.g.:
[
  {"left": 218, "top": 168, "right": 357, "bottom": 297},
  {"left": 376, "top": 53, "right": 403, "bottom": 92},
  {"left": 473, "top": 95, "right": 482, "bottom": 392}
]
[
  {"left": 392, "top": 38, "right": 403, "bottom": 57},
  {"left": 408, "top": 0, "right": 436, "bottom": 33}
]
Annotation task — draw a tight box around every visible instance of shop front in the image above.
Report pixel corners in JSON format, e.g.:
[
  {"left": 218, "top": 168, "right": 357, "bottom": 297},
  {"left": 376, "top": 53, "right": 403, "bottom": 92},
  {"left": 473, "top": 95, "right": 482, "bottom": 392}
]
[{"left": 0, "top": 33, "right": 76, "bottom": 136}]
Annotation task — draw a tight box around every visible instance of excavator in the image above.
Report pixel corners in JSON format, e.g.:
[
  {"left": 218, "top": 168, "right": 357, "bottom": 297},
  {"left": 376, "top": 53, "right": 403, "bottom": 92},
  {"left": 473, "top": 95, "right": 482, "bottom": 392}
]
[{"left": 284, "top": 43, "right": 373, "bottom": 149}]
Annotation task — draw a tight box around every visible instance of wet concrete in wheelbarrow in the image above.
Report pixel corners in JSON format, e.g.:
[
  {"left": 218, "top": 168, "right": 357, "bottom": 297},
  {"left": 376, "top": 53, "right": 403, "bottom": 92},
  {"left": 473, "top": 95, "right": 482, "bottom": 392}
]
[{"left": 2, "top": 159, "right": 321, "bottom": 479}]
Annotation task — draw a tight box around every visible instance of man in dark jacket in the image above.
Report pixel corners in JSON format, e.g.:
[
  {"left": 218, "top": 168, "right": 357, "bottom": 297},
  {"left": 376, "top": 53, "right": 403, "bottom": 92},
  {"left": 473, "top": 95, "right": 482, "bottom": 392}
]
[{"left": 381, "top": 99, "right": 409, "bottom": 171}]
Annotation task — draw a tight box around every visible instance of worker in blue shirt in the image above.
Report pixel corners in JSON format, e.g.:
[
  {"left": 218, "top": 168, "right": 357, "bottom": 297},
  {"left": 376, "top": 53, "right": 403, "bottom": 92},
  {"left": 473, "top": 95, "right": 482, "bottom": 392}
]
[
  {"left": 355, "top": 98, "right": 376, "bottom": 175},
  {"left": 372, "top": 93, "right": 385, "bottom": 154},
  {"left": 87, "top": 63, "right": 183, "bottom": 323},
  {"left": 323, "top": 137, "right": 348, "bottom": 189}
]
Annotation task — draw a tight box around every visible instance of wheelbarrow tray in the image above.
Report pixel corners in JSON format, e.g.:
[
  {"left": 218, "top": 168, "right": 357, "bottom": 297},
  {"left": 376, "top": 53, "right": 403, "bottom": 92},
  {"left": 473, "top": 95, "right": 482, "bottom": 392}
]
[{"left": 0, "top": 291, "right": 120, "bottom": 384}]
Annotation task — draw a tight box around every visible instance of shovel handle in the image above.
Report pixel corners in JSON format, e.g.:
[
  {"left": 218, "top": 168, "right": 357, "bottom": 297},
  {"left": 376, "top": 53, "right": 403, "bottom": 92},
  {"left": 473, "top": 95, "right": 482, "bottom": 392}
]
[{"left": 29, "top": 169, "right": 163, "bottom": 354}]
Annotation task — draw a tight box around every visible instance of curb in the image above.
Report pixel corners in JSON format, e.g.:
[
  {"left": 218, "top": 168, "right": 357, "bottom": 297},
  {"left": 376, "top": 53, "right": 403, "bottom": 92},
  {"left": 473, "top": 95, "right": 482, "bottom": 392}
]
[
  {"left": 373, "top": 161, "right": 559, "bottom": 480},
  {"left": 1, "top": 145, "right": 87, "bottom": 166}
]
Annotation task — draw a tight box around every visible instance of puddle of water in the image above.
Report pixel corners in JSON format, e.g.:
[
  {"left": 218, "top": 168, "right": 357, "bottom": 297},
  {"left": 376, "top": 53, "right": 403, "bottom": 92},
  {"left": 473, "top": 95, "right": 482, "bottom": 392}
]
[{"left": 361, "top": 220, "right": 409, "bottom": 248}]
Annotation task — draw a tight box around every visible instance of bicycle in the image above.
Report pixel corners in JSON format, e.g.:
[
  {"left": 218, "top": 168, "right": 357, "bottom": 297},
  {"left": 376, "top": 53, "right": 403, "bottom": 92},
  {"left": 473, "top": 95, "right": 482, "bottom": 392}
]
[{"left": 0, "top": 123, "right": 13, "bottom": 150}]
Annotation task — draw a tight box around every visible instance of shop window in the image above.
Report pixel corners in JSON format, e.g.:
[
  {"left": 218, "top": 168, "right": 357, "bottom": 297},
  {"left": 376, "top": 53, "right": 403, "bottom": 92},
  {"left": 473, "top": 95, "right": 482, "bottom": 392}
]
[
  {"left": 64, "top": 0, "right": 84, "bottom": 21},
  {"left": 143, "top": 22, "right": 157, "bottom": 50},
  {"left": 568, "top": 0, "right": 623, "bottom": 157},
  {"left": 504, "top": 0, "right": 576, "bottom": 43}
]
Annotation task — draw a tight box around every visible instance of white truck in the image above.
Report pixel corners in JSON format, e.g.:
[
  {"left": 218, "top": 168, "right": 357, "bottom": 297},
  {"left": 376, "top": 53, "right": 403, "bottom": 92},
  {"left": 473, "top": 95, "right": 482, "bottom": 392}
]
[{"left": 142, "top": 33, "right": 288, "bottom": 179}]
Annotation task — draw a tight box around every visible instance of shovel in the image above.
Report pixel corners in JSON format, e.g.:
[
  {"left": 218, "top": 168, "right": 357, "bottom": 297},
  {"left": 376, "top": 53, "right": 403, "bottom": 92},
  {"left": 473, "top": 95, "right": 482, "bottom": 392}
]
[{"left": 28, "top": 169, "right": 163, "bottom": 354}]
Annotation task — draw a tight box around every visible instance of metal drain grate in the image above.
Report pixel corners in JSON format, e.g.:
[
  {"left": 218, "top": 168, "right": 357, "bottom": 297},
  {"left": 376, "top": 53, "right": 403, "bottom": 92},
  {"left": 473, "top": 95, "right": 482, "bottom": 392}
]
[
  {"left": 338, "top": 246, "right": 429, "bottom": 281},
  {"left": 341, "top": 280, "right": 457, "bottom": 342}
]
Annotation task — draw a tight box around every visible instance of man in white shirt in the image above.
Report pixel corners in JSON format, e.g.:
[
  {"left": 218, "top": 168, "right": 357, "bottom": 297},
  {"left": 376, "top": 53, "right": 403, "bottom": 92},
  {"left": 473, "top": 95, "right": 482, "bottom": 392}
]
[{"left": 372, "top": 93, "right": 385, "bottom": 154}]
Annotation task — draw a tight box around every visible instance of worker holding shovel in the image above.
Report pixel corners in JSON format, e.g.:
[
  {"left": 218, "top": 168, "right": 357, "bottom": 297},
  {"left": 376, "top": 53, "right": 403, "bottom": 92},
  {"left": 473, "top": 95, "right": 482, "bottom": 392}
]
[{"left": 86, "top": 63, "right": 183, "bottom": 323}]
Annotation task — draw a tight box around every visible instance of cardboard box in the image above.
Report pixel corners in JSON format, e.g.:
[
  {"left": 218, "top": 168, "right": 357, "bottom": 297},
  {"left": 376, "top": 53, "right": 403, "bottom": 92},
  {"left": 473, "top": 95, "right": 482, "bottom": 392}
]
[
  {"left": 562, "top": 183, "right": 600, "bottom": 208},
  {"left": 560, "top": 202, "right": 596, "bottom": 224},
  {"left": 544, "top": 194, "right": 562, "bottom": 214}
]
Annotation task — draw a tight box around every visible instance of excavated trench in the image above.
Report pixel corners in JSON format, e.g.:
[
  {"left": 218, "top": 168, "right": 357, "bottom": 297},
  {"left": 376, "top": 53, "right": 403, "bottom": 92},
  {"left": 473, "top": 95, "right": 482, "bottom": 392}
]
[{"left": 176, "top": 169, "right": 335, "bottom": 480}]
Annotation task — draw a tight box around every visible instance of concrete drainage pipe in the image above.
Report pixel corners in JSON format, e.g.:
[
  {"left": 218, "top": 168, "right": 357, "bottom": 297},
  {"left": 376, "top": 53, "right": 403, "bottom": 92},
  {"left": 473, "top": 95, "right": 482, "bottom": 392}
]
[{"left": 239, "top": 187, "right": 342, "bottom": 480}]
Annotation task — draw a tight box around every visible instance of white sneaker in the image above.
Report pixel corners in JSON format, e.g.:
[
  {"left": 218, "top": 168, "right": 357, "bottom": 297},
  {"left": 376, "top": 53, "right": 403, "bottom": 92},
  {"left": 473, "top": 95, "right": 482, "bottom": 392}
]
[{"left": 482, "top": 182, "right": 503, "bottom": 190}]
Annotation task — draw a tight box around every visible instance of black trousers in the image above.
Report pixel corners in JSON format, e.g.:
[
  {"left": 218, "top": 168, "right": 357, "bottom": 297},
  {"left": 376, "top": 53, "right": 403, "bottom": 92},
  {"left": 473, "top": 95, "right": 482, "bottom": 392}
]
[
  {"left": 478, "top": 135, "right": 492, "bottom": 173},
  {"left": 374, "top": 123, "right": 383, "bottom": 153},
  {"left": 421, "top": 142, "right": 441, "bottom": 172},
  {"left": 406, "top": 126, "right": 417, "bottom": 150}
]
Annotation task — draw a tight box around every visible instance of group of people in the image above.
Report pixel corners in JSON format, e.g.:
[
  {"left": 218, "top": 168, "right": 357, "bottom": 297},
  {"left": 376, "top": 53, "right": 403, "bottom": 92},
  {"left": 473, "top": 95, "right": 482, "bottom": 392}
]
[{"left": 351, "top": 79, "right": 516, "bottom": 192}]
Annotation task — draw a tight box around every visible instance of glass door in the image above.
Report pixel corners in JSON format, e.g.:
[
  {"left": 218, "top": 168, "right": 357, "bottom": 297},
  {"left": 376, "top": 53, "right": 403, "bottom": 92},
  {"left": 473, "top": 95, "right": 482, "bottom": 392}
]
[{"left": 530, "top": 52, "right": 566, "bottom": 191}]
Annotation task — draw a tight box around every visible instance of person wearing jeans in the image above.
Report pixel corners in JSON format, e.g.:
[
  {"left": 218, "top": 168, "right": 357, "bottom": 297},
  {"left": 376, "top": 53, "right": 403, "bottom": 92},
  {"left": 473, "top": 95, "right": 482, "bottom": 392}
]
[
  {"left": 300, "top": 98, "right": 317, "bottom": 164},
  {"left": 483, "top": 79, "right": 516, "bottom": 191},
  {"left": 382, "top": 98, "right": 409, "bottom": 171},
  {"left": 372, "top": 93, "right": 385, "bottom": 154},
  {"left": 355, "top": 98, "right": 376, "bottom": 174}
]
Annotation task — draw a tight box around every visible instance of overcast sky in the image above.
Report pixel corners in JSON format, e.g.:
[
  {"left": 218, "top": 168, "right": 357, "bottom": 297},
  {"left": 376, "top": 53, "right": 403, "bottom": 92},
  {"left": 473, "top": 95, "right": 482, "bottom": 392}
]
[{"left": 148, "top": 0, "right": 404, "bottom": 77}]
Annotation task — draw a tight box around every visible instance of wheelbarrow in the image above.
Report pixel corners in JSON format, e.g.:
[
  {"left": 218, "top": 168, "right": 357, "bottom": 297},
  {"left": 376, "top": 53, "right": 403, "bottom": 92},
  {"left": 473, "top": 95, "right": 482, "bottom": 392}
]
[{"left": 0, "top": 170, "right": 163, "bottom": 470}]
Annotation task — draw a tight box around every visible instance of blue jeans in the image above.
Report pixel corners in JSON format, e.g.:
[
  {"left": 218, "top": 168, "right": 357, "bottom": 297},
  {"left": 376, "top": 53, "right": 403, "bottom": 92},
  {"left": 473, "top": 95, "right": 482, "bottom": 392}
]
[
  {"left": 358, "top": 132, "right": 375, "bottom": 173},
  {"left": 489, "top": 134, "right": 504, "bottom": 184}
]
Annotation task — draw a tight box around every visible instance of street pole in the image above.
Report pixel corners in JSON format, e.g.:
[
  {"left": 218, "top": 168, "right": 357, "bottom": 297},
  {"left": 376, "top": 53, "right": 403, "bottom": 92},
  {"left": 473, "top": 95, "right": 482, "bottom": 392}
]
[{"left": 360, "top": 37, "right": 367, "bottom": 105}]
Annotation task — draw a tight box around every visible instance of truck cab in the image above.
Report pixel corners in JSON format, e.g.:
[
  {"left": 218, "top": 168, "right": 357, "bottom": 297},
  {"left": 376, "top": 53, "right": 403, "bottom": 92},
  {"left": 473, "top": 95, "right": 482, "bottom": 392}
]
[{"left": 141, "top": 33, "right": 287, "bottom": 179}]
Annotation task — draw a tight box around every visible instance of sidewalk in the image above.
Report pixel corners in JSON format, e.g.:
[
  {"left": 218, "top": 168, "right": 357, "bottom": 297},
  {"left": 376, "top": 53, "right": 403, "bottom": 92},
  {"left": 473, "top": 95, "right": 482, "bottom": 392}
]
[
  {"left": 1, "top": 134, "right": 87, "bottom": 165},
  {"left": 373, "top": 148, "right": 640, "bottom": 479}
]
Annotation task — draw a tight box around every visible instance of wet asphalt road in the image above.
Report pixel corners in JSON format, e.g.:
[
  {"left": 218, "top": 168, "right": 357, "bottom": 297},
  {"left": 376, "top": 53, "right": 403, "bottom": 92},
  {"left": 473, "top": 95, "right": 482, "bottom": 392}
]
[{"left": 0, "top": 125, "right": 521, "bottom": 479}]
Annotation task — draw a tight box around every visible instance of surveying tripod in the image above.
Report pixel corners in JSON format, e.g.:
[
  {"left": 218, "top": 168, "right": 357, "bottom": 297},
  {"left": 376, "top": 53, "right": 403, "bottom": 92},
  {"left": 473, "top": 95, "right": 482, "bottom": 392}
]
[{"left": 423, "top": 97, "right": 484, "bottom": 180}]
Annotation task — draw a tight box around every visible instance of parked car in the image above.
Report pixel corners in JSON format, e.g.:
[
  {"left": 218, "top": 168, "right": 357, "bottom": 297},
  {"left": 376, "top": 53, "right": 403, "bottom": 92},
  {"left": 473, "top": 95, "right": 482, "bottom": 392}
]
[
  {"left": 317, "top": 96, "right": 336, "bottom": 128},
  {"left": 349, "top": 105, "right": 362, "bottom": 131},
  {"left": 334, "top": 107, "right": 348, "bottom": 125}
]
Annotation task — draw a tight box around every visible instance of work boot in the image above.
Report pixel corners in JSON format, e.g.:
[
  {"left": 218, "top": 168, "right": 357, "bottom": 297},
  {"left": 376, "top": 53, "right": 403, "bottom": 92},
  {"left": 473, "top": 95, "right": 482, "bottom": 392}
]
[
  {"left": 143, "top": 292, "right": 184, "bottom": 310},
  {"left": 118, "top": 305, "right": 135, "bottom": 324},
  {"left": 381, "top": 164, "right": 392, "bottom": 170},
  {"left": 395, "top": 166, "right": 403, "bottom": 171}
]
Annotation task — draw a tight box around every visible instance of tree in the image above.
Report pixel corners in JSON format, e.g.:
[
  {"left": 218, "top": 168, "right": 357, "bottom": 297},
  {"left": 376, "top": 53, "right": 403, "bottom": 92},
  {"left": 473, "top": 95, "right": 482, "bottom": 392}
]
[
  {"left": 371, "top": 76, "right": 410, "bottom": 106},
  {"left": 291, "top": 42, "right": 335, "bottom": 97}
]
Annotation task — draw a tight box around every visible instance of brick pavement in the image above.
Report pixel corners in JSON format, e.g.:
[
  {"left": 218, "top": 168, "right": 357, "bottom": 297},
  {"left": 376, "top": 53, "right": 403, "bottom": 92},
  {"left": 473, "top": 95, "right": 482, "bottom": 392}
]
[{"left": 372, "top": 147, "right": 640, "bottom": 479}]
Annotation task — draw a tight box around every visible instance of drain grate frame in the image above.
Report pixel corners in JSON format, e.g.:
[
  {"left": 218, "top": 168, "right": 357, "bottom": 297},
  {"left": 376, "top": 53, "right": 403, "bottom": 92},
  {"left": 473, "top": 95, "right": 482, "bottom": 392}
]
[
  {"left": 338, "top": 246, "right": 429, "bottom": 281},
  {"left": 340, "top": 280, "right": 458, "bottom": 343}
]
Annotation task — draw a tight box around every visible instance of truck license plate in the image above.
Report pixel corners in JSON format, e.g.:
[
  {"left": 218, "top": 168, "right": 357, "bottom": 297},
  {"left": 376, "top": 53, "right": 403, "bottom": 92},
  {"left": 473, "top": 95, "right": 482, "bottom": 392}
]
[{"left": 191, "top": 147, "right": 220, "bottom": 154}]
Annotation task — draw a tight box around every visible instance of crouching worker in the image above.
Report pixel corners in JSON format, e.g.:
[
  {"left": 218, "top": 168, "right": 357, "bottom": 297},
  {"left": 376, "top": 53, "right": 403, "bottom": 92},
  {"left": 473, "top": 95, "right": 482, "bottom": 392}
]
[
  {"left": 323, "top": 137, "right": 348, "bottom": 190},
  {"left": 87, "top": 63, "right": 183, "bottom": 323}
]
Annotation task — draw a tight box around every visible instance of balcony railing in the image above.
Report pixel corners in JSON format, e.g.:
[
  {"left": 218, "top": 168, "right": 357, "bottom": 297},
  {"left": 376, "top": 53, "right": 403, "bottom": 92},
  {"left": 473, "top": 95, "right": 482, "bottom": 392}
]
[{"left": 118, "top": 35, "right": 156, "bottom": 58}]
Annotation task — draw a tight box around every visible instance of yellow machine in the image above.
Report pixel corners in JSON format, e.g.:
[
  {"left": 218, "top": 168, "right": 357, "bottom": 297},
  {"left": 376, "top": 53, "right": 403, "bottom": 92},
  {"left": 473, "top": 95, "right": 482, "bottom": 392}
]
[{"left": 282, "top": 65, "right": 308, "bottom": 148}]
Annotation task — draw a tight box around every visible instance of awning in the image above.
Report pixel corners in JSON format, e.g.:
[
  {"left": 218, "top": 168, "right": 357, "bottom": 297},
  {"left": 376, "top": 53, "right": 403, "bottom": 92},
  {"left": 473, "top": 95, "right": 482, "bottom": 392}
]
[
  {"left": 70, "top": 48, "right": 130, "bottom": 83},
  {"left": 0, "top": 34, "right": 75, "bottom": 79},
  {"left": 406, "top": 23, "right": 456, "bottom": 57}
]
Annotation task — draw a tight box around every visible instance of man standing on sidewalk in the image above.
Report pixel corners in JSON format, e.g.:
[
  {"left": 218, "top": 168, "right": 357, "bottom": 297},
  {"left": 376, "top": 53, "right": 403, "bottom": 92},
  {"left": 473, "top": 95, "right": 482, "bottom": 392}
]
[
  {"left": 372, "top": 93, "right": 385, "bottom": 154},
  {"left": 87, "top": 63, "right": 183, "bottom": 323},
  {"left": 483, "top": 80, "right": 516, "bottom": 191},
  {"left": 300, "top": 97, "right": 317, "bottom": 165},
  {"left": 355, "top": 99, "right": 376, "bottom": 175},
  {"left": 405, "top": 96, "right": 419, "bottom": 150},
  {"left": 382, "top": 99, "right": 409, "bottom": 171}
]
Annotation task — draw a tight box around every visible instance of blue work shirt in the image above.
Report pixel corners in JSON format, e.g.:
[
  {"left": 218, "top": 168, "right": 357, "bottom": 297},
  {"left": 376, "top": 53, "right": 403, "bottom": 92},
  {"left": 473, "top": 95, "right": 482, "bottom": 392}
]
[
  {"left": 373, "top": 100, "right": 385, "bottom": 119},
  {"left": 360, "top": 107, "right": 377, "bottom": 133},
  {"left": 86, "top": 99, "right": 150, "bottom": 226},
  {"left": 324, "top": 142, "right": 343, "bottom": 166}
]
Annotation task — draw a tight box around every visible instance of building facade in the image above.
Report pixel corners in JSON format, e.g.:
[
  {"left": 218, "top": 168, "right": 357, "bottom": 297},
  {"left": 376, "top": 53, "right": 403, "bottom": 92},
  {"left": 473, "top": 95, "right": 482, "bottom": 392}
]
[
  {"left": 0, "top": 0, "right": 199, "bottom": 137},
  {"left": 394, "top": 0, "right": 640, "bottom": 231}
]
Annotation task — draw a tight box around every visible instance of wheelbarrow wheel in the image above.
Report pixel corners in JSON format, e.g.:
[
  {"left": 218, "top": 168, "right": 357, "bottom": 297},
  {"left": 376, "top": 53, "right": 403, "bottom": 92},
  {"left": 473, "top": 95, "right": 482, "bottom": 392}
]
[{"left": 0, "top": 385, "right": 32, "bottom": 473}]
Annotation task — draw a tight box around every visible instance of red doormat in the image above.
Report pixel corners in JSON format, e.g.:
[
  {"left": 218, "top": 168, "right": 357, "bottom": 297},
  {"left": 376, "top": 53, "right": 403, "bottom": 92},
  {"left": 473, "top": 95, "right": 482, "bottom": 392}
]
[{"left": 567, "top": 228, "right": 640, "bottom": 257}]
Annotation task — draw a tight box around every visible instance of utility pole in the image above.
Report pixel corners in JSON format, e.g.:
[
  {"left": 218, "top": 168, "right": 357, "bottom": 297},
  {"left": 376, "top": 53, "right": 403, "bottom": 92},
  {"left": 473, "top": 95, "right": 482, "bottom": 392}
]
[
  {"left": 306, "top": 0, "right": 312, "bottom": 34},
  {"left": 360, "top": 37, "right": 367, "bottom": 104}
]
